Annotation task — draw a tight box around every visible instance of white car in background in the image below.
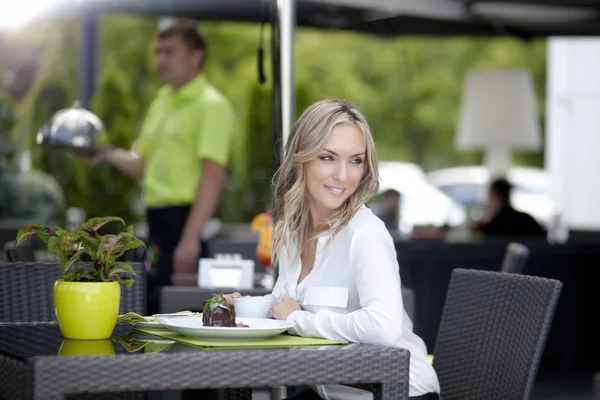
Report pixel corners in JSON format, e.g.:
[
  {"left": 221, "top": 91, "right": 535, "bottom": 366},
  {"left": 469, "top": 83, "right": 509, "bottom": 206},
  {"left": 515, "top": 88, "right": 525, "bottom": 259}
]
[
  {"left": 376, "top": 161, "right": 467, "bottom": 237},
  {"left": 425, "top": 165, "right": 554, "bottom": 227}
]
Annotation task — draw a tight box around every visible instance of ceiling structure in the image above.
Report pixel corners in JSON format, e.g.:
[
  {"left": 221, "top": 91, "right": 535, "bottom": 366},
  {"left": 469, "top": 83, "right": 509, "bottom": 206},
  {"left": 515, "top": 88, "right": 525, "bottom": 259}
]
[
  {"left": 66, "top": 0, "right": 600, "bottom": 154},
  {"left": 72, "top": 0, "right": 600, "bottom": 38}
]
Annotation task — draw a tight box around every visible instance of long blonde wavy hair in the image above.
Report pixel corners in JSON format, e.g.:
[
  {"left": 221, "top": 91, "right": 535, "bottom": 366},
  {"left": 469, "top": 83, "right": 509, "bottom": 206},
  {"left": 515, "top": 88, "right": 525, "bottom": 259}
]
[{"left": 271, "top": 99, "right": 380, "bottom": 267}]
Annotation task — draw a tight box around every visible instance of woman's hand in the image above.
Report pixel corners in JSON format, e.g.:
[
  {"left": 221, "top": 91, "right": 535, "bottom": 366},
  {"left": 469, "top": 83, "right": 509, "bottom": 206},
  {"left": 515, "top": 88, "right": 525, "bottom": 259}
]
[
  {"left": 222, "top": 292, "right": 243, "bottom": 305},
  {"left": 270, "top": 296, "right": 301, "bottom": 320}
]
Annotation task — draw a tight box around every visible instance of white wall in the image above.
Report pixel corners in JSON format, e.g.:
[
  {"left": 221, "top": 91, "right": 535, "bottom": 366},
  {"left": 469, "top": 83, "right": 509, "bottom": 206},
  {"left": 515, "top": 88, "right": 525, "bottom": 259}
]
[{"left": 546, "top": 38, "right": 600, "bottom": 230}]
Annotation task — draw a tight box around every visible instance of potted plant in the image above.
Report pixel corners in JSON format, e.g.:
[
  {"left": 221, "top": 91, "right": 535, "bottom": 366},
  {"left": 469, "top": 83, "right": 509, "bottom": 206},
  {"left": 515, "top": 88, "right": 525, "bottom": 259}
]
[{"left": 16, "top": 216, "right": 145, "bottom": 340}]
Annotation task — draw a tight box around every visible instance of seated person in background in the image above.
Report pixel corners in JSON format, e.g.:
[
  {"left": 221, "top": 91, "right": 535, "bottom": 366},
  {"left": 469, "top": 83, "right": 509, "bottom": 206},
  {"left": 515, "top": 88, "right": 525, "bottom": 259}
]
[
  {"left": 482, "top": 178, "right": 545, "bottom": 237},
  {"left": 225, "top": 99, "right": 440, "bottom": 400},
  {"left": 372, "top": 189, "right": 401, "bottom": 237}
]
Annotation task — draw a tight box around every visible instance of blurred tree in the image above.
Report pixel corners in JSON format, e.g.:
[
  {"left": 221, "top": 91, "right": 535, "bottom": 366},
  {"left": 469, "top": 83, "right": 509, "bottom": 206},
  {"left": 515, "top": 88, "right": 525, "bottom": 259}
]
[
  {"left": 0, "top": 90, "right": 16, "bottom": 162},
  {"left": 223, "top": 80, "right": 274, "bottom": 221},
  {"left": 12, "top": 17, "right": 81, "bottom": 221},
  {"left": 295, "top": 32, "right": 546, "bottom": 170},
  {"left": 0, "top": 90, "right": 19, "bottom": 220},
  {"left": 10, "top": 16, "right": 157, "bottom": 225},
  {"left": 87, "top": 65, "right": 143, "bottom": 223},
  {"left": 0, "top": 90, "right": 65, "bottom": 225},
  {"left": 6, "top": 15, "right": 548, "bottom": 224}
]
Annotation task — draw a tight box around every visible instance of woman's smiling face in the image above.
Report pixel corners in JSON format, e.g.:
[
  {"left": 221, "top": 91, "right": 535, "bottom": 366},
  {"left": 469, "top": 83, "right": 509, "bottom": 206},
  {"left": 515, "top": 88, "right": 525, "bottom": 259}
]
[{"left": 304, "top": 123, "right": 366, "bottom": 224}]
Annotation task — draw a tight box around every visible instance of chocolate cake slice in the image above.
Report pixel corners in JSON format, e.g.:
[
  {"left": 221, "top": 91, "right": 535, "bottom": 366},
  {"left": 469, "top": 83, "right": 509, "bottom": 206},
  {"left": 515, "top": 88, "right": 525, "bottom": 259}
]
[{"left": 202, "top": 294, "right": 236, "bottom": 327}]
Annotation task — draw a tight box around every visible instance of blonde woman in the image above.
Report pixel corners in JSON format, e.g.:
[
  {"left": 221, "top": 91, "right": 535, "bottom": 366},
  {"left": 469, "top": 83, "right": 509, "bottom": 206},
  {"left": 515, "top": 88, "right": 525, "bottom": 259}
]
[{"left": 226, "top": 99, "right": 440, "bottom": 400}]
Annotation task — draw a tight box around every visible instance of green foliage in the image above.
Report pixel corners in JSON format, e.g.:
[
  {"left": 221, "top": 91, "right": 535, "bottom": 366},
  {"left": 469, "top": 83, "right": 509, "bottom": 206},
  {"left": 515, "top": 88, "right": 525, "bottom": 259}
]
[
  {"left": 243, "top": 81, "right": 275, "bottom": 213},
  {"left": 0, "top": 90, "right": 15, "bottom": 153},
  {"left": 6, "top": 15, "right": 548, "bottom": 225},
  {"left": 293, "top": 33, "right": 546, "bottom": 170},
  {"left": 11, "top": 16, "right": 153, "bottom": 225},
  {"left": 16, "top": 216, "right": 145, "bottom": 287},
  {"left": 87, "top": 66, "right": 143, "bottom": 220}
]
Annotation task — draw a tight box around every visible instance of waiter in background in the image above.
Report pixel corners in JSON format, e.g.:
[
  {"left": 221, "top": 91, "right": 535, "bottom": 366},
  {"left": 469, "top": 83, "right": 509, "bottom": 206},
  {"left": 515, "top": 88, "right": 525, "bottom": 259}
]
[{"left": 80, "top": 21, "right": 236, "bottom": 316}]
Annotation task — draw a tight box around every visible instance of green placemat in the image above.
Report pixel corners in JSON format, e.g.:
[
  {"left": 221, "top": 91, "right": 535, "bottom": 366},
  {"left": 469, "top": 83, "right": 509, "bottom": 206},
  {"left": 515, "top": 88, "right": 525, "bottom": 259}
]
[
  {"left": 134, "top": 327, "right": 347, "bottom": 348},
  {"left": 144, "top": 342, "right": 174, "bottom": 354}
]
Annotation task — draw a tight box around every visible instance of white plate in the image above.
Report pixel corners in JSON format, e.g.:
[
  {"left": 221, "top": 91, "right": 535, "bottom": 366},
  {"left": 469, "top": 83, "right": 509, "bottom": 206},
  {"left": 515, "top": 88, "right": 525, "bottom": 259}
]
[
  {"left": 160, "top": 317, "right": 295, "bottom": 340},
  {"left": 135, "top": 313, "right": 201, "bottom": 330}
]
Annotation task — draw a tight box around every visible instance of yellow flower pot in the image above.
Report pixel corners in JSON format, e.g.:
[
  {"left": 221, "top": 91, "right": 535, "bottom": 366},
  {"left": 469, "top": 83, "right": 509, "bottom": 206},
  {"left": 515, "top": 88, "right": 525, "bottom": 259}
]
[
  {"left": 58, "top": 339, "right": 115, "bottom": 356},
  {"left": 54, "top": 280, "right": 120, "bottom": 340}
]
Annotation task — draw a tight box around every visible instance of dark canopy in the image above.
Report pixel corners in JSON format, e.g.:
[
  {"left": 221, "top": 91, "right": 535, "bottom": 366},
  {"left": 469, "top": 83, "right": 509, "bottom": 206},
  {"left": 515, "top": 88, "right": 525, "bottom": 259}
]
[{"left": 76, "top": 0, "right": 600, "bottom": 38}]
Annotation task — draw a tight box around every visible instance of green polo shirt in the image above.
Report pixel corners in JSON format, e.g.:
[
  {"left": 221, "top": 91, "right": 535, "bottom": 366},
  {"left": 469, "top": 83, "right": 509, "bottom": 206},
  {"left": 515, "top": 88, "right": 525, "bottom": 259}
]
[{"left": 136, "top": 74, "right": 235, "bottom": 208}]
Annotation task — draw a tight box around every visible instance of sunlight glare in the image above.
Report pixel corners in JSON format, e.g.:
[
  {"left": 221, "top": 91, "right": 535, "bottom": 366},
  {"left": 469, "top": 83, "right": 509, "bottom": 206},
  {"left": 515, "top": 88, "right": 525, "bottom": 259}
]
[{"left": 0, "top": 1, "right": 57, "bottom": 30}]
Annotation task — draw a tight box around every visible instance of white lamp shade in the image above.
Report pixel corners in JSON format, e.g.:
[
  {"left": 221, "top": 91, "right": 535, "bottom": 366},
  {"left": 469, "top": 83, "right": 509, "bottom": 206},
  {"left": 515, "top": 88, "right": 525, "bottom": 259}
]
[{"left": 454, "top": 69, "right": 542, "bottom": 150}]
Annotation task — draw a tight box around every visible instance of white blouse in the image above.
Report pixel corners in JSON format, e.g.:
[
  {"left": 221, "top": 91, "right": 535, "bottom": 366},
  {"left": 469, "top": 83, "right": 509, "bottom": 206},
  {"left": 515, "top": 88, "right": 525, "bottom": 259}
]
[{"left": 267, "top": 205, "right": 440, "bottom": 399}]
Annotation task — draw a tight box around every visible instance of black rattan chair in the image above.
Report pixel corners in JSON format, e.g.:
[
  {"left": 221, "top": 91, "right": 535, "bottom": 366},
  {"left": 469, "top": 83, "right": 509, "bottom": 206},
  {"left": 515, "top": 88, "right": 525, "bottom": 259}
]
[
  {"left": 3, "top": 240, "right": 36, "bottom": 262},
  {"left": 500, "top": 242, "right": 530, "bottom": 274},
  {"left": 0, "top": 262, "right": 147, "bottom": 322},
  {"left": 433, "top": 268, "right": 562, "bottom": 400}
]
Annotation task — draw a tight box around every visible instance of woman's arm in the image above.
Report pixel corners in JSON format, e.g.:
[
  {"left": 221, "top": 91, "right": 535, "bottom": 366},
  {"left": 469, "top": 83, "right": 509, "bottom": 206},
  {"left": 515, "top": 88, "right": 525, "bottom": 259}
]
[{"left": 287, "top": 223, "right": 405, "bottom": 347}]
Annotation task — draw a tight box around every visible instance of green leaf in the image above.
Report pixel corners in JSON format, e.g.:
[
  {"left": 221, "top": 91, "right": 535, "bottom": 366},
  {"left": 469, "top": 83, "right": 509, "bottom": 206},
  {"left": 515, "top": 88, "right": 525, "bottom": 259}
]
[
  {"left": 107, "top": 263, "right": 136, "bottom": 287},
  {"left": 60, "top": 234, "right": 78, "bottom": 253},
  {"left": 96, "top": 234, "right": 117, "bottom": 260},
  {"left": 78, "top": 217, "right": 125, "bottom": 233},
  {"left": 107, "top": 267, "right": 126, "bottom": 276},
  {"left": 203, "top": 294, "right": 230, "bottom": 313},
  {"left": 51, "top": 226, "right": 70, "bottom": 239},
  {"left": 74, "top": 228, "right": 101, "bottom": 247},
  {"left": 104, "top": 232, "right": 145, "bottom": 262},
  {"left": 47, "top": 236, "right": 62, "bottom": 257},
  {"left": 114, "top": 276, "right": 134, "bottom": 288},
  {"left": 16, "top": 224, "right": 50, "bottom": 245},
  {"left": 63, "top": 249, "right": 88, "bottom": 273},
  {"left": 62, "top": 268, "right": 77, "bottom": 282},
  {"left": 59, "top": 253, "right": 70, "bottom": 272},
  {"left": 112, "top": 262, "right": 137, "bottom": 276},
  {"left": 73, "top": 231, "right": 99, "bottom": 257},
  {"left": 74, "top": 269, "right": 96, "bottom": 282}
]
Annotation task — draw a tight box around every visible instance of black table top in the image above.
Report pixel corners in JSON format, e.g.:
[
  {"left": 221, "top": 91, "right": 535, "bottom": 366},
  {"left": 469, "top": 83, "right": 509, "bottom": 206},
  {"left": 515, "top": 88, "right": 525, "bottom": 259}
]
[
  {"left": 0, "top": 322, "right": 141, "bottom": 360},
  {"left": 0, "top": 322, "right": 371, "bottom": 361}
]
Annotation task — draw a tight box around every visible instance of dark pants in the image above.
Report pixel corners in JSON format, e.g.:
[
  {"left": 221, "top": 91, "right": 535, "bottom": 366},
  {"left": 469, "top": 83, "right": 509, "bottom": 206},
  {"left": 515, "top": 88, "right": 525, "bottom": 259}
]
[
  {"left": 285, "top": 388, "right": 440, "bottom": 400},
  {"left": 146, "top": 205, "right": 215, "bottom": 399},
  {"left": 146, "top": 205, "right": 188, "bottom": 316},
  {"left": 145, "top": 205, "right": 207, "bottom": 314}
]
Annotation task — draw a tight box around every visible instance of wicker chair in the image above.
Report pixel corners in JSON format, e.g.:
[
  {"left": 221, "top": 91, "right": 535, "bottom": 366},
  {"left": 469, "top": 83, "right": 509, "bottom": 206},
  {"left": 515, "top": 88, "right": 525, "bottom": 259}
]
[
  {"left": 3, "top": 240, "right": 36, "bottom": 262},
  {"left": 0, "top": 262, "right": 146, "bottom": 322},
  {"left": 433, "top": 268, "right": 562, "bottom": 400},
  {"left": 500, "top": 242, "right": 530, "bottom": 274}
]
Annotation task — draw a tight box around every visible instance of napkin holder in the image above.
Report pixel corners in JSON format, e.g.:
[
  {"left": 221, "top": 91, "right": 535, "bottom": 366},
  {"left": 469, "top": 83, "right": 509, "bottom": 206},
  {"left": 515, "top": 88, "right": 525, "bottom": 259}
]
[{"left": 198, "top": 254, "right": 255, "bottom": 290}]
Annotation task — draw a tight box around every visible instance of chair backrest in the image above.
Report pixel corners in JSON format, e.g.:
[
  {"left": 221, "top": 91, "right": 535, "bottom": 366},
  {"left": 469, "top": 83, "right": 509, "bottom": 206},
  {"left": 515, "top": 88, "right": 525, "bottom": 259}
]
[
  {"left": 433, "top": 268, "right": 561, "bottom": 400},
  {"left": 3, "top": 240, "right": 36, "bottom": 262},
  {"left": 500, "top": 242, "right": 530, "bottom": 274},
  {"left": 0, "top": 262, "right": 147, "bottom": 322}
]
